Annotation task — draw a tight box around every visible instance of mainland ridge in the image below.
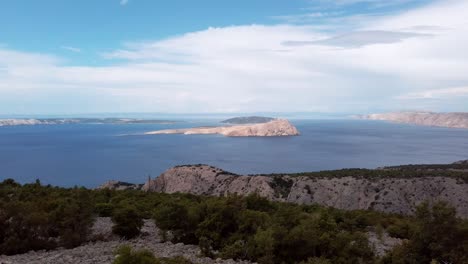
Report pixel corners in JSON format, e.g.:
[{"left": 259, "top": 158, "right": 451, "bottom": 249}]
[
  {"left": 100, "top": 160, "right": 468, "bottom": 218},
  {"left": 361, "top": 111, "right": 468, "bottom": 129}
]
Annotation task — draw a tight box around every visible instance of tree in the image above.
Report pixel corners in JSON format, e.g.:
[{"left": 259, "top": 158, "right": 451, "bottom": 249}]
[
  {"left": 383, "top": 201, "right": 468, "bottom": 264},
  {"left": 112, "top": 205, "right": 143, "bottom": 239}
]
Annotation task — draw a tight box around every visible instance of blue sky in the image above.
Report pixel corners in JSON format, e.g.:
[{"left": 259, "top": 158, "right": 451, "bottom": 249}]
[{"left": 1, "top": 0, "right": 468, "bottom": 115}]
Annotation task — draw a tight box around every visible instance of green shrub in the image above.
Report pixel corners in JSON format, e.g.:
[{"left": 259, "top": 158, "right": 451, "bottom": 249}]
[
  {"left": 112, "top": 206, "right": 143, "bottom": 239},
  {"left": 95, "top": 202, "right": 114, "bottom": 217},
  {"left": 113, "top": 245, "right": 193, "bottom": 264}
]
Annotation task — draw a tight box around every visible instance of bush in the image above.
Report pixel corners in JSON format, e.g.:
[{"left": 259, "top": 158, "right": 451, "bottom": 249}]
[
  {"left": 113, "top": 245, "right": 193, "bottom": 264},
  {"left": 383, "top": 202, "right": 468, "bottom": 264},
  {"left": 112, "top": 206, "right": 143, "bottom": 239},
  {"left": 95, "top": 202, "right": 114, "bottom": 217}
]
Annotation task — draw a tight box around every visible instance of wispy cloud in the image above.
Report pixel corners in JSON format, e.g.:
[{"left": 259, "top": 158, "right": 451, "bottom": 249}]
[
  {"left": 1, "top": 0, "right": 467, "bottom": 114},
  {"left": 283, "top": 30, "right": 431, "bottom": 48},
  {"left": 61, "top": 46, "right": 81, "bottom": 53},
  {"left": 120, "top": 0, "right": 129, "bottom": 6},
  {"left": 398, "top": 87, "right": 468, "bottom": 100}
]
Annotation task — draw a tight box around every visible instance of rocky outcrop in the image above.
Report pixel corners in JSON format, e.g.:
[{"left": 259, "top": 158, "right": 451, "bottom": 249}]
[
  {"left": 97, "top": 180, "right": 143, "bottom": 191},
  {"left": 361, "top": 112, "right": 468, "bottom": 129},
  {"left": 145, "top": 119, "right": 299, "bottom": 137},
  {"left": 135, "top": 164, "right": 468, "bottom": 218}
]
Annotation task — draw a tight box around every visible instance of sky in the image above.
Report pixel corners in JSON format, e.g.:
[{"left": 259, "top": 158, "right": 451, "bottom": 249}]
[{"left": 1, "top": 0, "right": 468, "bottom": 115}]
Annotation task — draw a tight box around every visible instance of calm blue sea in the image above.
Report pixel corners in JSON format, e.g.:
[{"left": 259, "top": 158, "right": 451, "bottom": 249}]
[{"left": 0, "top": 119, "right": 467, "bottom": 187}]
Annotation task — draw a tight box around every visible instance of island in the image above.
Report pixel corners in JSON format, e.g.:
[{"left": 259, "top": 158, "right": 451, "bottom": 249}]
[
  {"left": 221, "top": 116, "right": 275, "bottom": 124},
  {"left": 145, "top": 119, "right": 299, "bottom": 137},
  {"left": 359, "top": 112, "right": 468, "bottom": 129}
]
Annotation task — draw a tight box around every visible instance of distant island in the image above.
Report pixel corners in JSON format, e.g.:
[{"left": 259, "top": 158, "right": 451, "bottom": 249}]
[
  {"left": 0, "top": 118, "right": 177, "bottom": 127},
  {"left": 360, "top": 112, "right": 468, "bottom": 129},
  {"left": 145, "top": 119, "right": 299, "bottom": 137},
  {"left": 221, "top": 116, "right": 275, "bottom": 124}
]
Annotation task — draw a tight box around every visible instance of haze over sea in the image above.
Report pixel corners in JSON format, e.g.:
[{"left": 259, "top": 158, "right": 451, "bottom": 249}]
[{"left": 1, "top": 119, "right": 467, "bottom": 188}]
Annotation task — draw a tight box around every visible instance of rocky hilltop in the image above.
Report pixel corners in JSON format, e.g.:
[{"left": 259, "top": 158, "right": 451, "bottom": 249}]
[
  {"left": 101, "top": 162, "right": 468, "bottom": 218},
  {"left": 361, "top": 112, "right": 468, "bottom": 129},
  {"left": 145, "top": 119, "right": 299, "bottom": 137},
  {"left": 221, "top": 116, "right": 275, "bottom": 124}
]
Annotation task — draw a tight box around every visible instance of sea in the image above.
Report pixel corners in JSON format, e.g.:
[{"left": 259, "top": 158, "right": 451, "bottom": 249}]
[{"left": 1, "top": 119, "right": 467, "bottom": 188}]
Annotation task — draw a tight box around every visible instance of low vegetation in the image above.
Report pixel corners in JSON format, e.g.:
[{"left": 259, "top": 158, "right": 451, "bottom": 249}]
[
  {"left": 113, "top": 245, "right": 193, "bottom": 264},
  {"left": 1, "top": 178, "right": 467, "bottom": 264},
  {"left": 257, "top": 168, "right": 468, "bottom": 183}
]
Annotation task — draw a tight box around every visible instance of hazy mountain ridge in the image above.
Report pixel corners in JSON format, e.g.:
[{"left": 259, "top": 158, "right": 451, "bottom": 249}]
[
  {"left": 361, "top": 112, "right": 468, "bottom": 129},
  {"left": 0, "top": 118, "right": 177, "bottom": 126}
]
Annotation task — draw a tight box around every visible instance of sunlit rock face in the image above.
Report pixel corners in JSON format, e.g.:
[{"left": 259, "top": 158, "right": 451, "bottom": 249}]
[{"left": 139, "top": 164, "right": 468, "bottom": 218}]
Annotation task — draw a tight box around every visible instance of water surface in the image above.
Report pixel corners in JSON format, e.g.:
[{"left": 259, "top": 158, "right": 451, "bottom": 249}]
[{"left": 0, "top": 119, "right": 467, "bottom": 187}]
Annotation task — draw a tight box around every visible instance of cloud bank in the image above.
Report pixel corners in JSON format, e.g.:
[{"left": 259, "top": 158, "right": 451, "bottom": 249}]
[{"left": 1, "top": 0, "right": 467, "bottom": 114}]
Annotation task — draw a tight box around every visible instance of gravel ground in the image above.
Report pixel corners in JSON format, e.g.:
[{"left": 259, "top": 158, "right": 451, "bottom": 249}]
[{"left": 0, "top": 217, "right": 251, "bottom": 264}]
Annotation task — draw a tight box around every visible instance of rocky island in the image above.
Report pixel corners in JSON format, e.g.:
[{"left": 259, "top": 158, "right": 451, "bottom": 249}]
[
  {"left": 145, "top": 119, "right": 299, "bottom": 137},
  {"left": 360, "top": 111, "right": 468, "bottom": 129},
  {"left": 221, "top": 116, "right": 275, "bottom": 124}
]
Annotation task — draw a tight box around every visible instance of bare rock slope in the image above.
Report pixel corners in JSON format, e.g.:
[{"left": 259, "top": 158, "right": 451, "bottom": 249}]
[
  {"left": 133, "top": 163, "right": 468, "bottom": 218},
  {"left": 145, "top": 119, "right": 299, "bottom": 137},
  {"left": 361, "top": 112, "right": 468, "bottom": 129}
]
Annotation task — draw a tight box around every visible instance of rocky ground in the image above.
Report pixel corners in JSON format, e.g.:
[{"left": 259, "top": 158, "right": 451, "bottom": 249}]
[
  {"left": 0, "top": 218, "right": 402, "bottom": 263},
  {"left": 0, "top": 218, "right": 251, "bottom": 264}
]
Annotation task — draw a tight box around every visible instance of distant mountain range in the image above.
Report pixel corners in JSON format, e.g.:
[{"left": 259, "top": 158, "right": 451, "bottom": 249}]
[
  {"left": 360, "top": 112, "right": 468, "bottom": 129},
  {"left": 0, "top": 118, "right": 176, "bottom": 127}
]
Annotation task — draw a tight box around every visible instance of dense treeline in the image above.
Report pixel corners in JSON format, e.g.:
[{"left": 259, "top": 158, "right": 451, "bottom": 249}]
[{"left": 1, "top": 179, "right": 467, "bottom": 264}]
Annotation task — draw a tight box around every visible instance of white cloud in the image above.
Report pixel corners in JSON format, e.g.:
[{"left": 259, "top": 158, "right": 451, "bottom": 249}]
[
  {"left": 283, "top": 30, "right": 431, "bottom": 47},
  {"left": 61, "top": 46, "right": 81, "bottom": 53},
  {"left": 398, "top": 86, "right": 468, "bottom": 99},
  {"left": 1, "top": 0, "right": 468, "bottom": 114}
]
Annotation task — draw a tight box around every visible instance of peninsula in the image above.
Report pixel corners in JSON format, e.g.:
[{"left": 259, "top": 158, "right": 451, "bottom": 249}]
[
  {"left": 0, "top": 118, "right": 177, "bottom": 127},
  {"left": 360, "top": 112, "right": 468, "bottom": 129},
  {"left": 144, "top": 119, "right": 299, "bottom": 137}
]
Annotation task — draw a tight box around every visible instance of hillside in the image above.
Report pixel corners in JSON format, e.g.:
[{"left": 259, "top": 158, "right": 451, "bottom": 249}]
[{"left": 101, "top": 161, "right": 468, "bottom": 218}]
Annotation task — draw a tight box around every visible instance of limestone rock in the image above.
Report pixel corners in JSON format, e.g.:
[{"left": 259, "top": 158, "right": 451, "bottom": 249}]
[{"left": 141, "top": 165, "right": 468, "bottom": 218}]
